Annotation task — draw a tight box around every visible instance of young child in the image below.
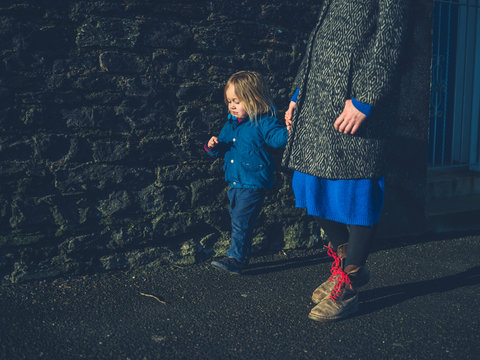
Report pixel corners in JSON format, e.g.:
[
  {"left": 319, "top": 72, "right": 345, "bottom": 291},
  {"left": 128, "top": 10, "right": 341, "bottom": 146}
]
[{"left": 204, "top": 71, "right": 288, "bottom": 274}]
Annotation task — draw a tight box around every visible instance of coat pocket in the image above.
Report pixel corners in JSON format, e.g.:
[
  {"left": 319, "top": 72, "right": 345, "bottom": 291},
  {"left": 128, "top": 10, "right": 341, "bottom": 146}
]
[{"left": 240, "top": 160, "right": 265, "bottom": 172}]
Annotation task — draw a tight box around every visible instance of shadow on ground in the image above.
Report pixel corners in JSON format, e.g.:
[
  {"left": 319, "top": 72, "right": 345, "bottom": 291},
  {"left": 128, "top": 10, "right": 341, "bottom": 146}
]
[
  {"left": 238, "top": 229, "right": 480, "bottom": 276},
  {"left": 244, "top": 251, "right": 330, "bottom": 275},
  {"left": 356, "top": 265, "right": 480, "bottom": 317}
]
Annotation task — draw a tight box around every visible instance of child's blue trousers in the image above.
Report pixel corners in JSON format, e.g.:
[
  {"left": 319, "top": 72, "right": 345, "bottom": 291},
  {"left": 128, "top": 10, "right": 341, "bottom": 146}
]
[{"left": 226, "top": 188, "right": 266, "bottom": 262}]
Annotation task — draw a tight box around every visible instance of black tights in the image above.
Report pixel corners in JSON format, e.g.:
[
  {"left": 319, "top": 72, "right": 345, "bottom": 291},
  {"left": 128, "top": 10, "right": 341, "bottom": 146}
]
[{"left": 316, "top": 217, "right": 374, "bottom": 267}]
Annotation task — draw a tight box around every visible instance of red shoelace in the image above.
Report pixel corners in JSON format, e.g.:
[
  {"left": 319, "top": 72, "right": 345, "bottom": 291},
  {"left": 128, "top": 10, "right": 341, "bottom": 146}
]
[
  {"left": 324, "top": 245, "right": 352, "bottom": 301},
  {"left": 325, "top": 245, "right": 341, "bottom": 281}
]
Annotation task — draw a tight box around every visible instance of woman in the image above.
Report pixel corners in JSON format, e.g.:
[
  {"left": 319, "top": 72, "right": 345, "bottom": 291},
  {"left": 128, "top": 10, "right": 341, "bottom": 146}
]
[{"left": 282, "top": 0, "right": 408, "bottom": 322}]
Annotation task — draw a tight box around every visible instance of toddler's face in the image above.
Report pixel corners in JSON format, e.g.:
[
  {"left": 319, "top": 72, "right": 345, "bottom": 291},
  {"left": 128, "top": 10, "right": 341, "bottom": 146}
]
[{"left": 226, "top": 85, "right": 248, "bottom": 120}]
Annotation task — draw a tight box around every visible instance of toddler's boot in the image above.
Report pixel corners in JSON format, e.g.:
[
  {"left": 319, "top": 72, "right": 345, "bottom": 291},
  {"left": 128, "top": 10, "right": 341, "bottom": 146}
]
[{"left": 211, "top": 257, "right": 244, "bottom": 274}]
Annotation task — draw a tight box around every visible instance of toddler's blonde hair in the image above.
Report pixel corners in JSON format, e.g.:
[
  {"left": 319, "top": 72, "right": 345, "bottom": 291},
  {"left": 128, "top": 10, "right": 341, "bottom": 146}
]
[{"left": 224, "top": 71, "right": 275, "bottom": 121}]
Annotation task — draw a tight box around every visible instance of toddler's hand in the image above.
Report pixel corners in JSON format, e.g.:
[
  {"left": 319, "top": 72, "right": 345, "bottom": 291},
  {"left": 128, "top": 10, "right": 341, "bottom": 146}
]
[
  {"left": 285, "top": 101, "right": 296, "bottom": 132},
  {"left": 208, "top": 136, "right": 219, "bottom": 148}
]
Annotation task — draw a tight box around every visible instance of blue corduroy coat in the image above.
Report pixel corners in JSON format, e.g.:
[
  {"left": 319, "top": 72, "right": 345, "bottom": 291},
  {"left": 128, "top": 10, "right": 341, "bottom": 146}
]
[{"left": 205, "top": 113, "right": 288, "bottom": 189}]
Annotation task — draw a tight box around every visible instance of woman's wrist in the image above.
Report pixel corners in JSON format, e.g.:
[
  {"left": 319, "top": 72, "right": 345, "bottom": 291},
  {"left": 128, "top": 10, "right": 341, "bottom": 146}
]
[
  {"left": 290, "top": 88, "right": 300, "bottom": 103},
  {"left": 352, "top": 98, "right": 372, "bottom": 117}
]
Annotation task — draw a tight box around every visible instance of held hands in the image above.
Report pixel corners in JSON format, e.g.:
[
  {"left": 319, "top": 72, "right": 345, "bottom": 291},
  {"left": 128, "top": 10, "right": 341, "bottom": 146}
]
[
  {"left": 334, "top": 100, "right": 367, "bottom": 135},
  {"left": 285, "top": 99, "right": 365, "bottom": 134},
  {"left": 284, "top": 101, "right": 296, "bottom": 132},
  {"left": 208, "top": 136, "right": 219, "bottom": 148}
]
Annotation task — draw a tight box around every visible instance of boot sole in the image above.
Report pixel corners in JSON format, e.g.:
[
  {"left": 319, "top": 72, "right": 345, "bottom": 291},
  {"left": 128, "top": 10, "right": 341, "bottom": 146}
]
[
  {"left": 211, "top": 261, "right": 242, "bottom": 274},
  {"left": 308, "top": 301, "right": 359, "bottom": 322}
]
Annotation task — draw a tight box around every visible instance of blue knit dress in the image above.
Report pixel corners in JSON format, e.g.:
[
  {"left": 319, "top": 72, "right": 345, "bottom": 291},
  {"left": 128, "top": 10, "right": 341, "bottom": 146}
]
[{"left": 289, "top": 90, "right": 384, "bottom": 226}]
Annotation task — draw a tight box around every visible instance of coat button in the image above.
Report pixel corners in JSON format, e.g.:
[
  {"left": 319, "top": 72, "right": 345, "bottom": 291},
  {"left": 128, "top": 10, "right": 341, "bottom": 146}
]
[
  {"left": 231, "top": 159, "right": 234, "bottom": 163},
  {"left": 233, "top": 138, "right": 236, "bottom": 142},
  {"left": 233, "top": 182, "right": 237, "bottom": 185}
]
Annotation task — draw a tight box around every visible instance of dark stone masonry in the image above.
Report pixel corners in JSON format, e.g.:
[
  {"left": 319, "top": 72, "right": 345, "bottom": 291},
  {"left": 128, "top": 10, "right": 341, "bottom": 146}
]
[{"left": 0, "top": 0, "right": 432, "bottom": 282}]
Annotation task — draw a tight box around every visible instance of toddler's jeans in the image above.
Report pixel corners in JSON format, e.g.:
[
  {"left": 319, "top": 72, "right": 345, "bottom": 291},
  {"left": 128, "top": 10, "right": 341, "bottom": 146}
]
[{"left": 226, "top": 188, "right": 266, "bottom": 262}]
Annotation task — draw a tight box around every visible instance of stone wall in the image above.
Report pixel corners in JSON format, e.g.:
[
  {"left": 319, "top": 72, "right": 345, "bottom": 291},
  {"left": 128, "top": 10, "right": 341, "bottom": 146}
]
[{"left": 0, "top": 0, "right": 432, "bottom": 282}]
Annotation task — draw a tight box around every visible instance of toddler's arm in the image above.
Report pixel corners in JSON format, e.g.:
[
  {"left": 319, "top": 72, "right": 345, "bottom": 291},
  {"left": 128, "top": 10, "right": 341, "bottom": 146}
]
[
  {"left": 204, "top": 136, "right": 229, "bottom": 157},
  {"left": 204, "top": 136, "right": 219, "bottom": 157},
  {"left": 262, "top": 117, "right": 289, "bottom": 149},
  {"left": 204, "top": 121, "right": 232, "bottom": 157},
  {"left": 208, "top": 136, "right": 219, "bottom": 148}
]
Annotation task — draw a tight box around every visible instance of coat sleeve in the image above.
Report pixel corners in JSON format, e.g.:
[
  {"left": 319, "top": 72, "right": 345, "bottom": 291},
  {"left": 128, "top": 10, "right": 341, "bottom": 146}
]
[
  {"left": 261, "top": 117, "right": 289, "bottom": 149},
  {"left": 351, "top": 0, "right": 408, "bottom": 107},
  {"left": 204, "top": 122, "right": 231, "bottom": 157}
]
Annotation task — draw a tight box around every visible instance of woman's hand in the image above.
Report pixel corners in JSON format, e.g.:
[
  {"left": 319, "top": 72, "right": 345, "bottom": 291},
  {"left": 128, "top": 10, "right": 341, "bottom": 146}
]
[
  {"left": 334, "top": 100, "right": 367, "bottom": 135},
  {"left": 208, "top": 136, "right": 219, "bottom": 148},
  {"left": 285, "top": 101, "right": 296, "bottom": 132}
]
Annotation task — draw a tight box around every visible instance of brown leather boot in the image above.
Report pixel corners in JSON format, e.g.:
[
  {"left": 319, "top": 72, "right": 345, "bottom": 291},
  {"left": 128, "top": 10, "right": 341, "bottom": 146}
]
[
  {"left": 311, "top": 244, "right": 370, "bottom": 304},
  {"left": 311, "top": 243, "right": 348, "bottom": 304},
  {"left": 308, "top": 266, "right": 359, "bottom": 322},
  {"left": 345, "top": 264, "right": 370, "bottom": 288}
]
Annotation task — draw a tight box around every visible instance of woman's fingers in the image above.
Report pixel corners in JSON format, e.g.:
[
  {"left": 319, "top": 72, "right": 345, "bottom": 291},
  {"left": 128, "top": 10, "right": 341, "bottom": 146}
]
[
  {"left": 285, "top": 104, "right": 295, "bottom": 131},
  {"left": 334, "top": 113, "right": 345, "bottom": 131},
  {"left": 334, "top": 100, "right": 367, "bottom": 134},
  {"left": 285, "top": 101, "right": 296, "bottom": 122},
  {"left": 343, "top": 121, "right": 354, "bottom": 134},
  {"left": 350, "top": 122, "right": 361, "bottom": 135}
]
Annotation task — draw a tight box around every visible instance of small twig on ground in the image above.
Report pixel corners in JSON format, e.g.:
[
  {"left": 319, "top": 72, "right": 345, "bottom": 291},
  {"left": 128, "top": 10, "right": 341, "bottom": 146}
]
[{"left": 139, "top": 292, "right": 167, "bottom": 305}]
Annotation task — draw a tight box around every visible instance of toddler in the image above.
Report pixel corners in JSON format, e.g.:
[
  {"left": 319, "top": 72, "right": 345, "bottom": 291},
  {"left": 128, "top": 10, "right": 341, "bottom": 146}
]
[{"left": 204, "top": 71, "right": 288, "bottom": 274}]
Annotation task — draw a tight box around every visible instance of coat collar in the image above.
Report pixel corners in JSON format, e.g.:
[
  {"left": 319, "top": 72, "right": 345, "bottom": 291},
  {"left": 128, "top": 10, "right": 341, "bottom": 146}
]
[{"left": 228, "top": 113, "right": 249, "bottom": 125}]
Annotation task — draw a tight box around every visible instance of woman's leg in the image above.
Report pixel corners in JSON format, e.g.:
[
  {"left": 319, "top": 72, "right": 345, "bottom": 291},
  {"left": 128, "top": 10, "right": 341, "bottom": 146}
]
[
  {"left": 316, "top": 217, "right": 374, "bottom": 266},
  {"left": 311, "top": 217, "right": 349, "bottom": 304},
  {"left": 344, "top": 225, "right": 375, "bottom": 268},
  {"left": 315, "top": 217, "right": 349, "bottom": 250},
  {"left": 309, "top": 222, "right": 373, "bottom": 322},
  {"left": 311, "top": 218, "right": 373, "bottom": 302}
]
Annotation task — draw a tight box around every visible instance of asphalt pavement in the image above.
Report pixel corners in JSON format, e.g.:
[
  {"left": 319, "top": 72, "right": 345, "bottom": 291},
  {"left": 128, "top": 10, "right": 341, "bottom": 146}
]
[{"left": 1, "top": 231, "right": 479, "bottom": 359}]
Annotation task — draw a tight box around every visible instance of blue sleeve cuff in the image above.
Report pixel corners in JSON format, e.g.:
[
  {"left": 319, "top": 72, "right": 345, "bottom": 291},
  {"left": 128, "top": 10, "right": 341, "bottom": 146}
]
[
  {"left": 352, "top": 98, "right": 372, "bottom": 117},
  {"left": 290, "top": 88, "right": 300, "bottom": 103}
]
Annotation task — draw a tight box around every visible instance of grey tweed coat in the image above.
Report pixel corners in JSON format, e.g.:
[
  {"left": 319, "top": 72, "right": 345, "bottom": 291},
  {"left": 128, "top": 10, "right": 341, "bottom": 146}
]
[{"left": 282, "top": 0, "right": 407, "bottom": 179}]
